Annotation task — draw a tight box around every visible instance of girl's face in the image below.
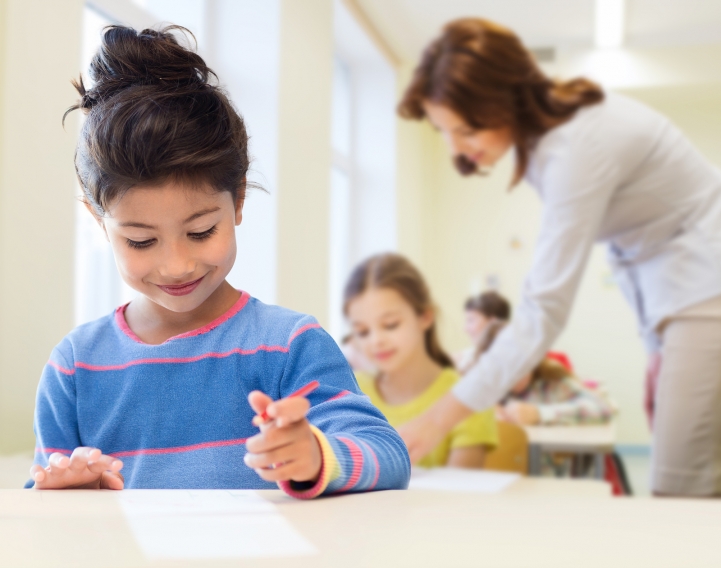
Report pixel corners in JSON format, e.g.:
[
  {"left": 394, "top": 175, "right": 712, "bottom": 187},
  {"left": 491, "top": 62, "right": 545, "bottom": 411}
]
[
  {"left": 422, "top": 101, "right": 513, "bottom": 169},
  {"left": 464, "top": 309, "right": 491, "bottom": 343},
  {"left": 98, "top": 181, "right": 242, "bottom": 313},
  {"left": 347, "top": 288, "right": 433, "bottom": 375}
]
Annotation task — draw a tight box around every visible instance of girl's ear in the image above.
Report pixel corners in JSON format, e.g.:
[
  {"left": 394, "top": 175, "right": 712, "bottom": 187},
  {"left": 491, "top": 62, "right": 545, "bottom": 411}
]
[
  {"left": 419, "top": 307, "right": 435, "bottom": 331},
  {"left": 82, "top": 199, "right": 110, "bottom": 242}
]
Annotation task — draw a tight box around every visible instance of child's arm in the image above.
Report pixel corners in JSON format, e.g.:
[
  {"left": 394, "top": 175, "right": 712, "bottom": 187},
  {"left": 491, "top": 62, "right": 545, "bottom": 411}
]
[
  {"left": 446, "top": 446, "right": 486, "bottom": 468},
  {"left": 28, "top": 348, "right": 125, "bottom": 490},
  {"left": 509, "top": 379, "right": 614, "bottom": 425},
  {"left": 444, "top": 407, "right": 497, "bottom": 469},
  {"left": 245, "top": 317, "right": 410, "bottom": 498}
]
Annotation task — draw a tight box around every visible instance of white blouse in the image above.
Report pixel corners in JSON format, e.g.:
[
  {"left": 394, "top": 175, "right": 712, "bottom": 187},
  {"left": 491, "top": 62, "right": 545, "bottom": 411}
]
[{"left": 454, "top": 92, "right": 721, "bottom": 412}]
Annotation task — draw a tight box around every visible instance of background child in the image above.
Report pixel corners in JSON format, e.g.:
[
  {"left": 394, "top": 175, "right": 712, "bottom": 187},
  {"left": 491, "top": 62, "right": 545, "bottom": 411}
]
[
  {"left": 455, "top": 291, "right": 511, "bottom": 371},
  {"left": 478, "top": 322, "right": 614, "bottom": 426},
  {"left": 344, "top": 253, "right": 497, "bottom": 468},
  {"left": 28, "top": 25, "right": 409, "bottom": 497}
]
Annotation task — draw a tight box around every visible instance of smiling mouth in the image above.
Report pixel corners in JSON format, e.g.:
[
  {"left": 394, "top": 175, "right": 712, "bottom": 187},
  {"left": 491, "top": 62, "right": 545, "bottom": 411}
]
[
  {"left": 374, "top": 350, "right": 396, "bottom": 361},
  {"left": 156, "top": 276, "right": 205, "bottom": 297}
]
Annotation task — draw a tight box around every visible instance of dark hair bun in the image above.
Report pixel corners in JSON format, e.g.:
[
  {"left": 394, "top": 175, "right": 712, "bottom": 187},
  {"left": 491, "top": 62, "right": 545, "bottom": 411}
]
[
  {"left": 67, "top": 25, "right": 251, "bottom": 215},
  {"left": 71, "top": 25, "right": 212, "bottom": 114}
]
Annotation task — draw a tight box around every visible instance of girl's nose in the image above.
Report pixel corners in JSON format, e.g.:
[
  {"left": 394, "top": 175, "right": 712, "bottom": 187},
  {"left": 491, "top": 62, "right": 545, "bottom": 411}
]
[{"left": 158, "top": 243, "right": 196, "bottom": 280}]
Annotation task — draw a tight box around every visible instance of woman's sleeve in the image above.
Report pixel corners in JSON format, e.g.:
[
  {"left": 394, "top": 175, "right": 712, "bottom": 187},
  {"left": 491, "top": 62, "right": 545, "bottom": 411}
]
[
  {"left": 276, "top": 317, "right": 411, "bottom": 499},
  {"left": 453, "top": 127, "right": 620, "bottom": 412}
]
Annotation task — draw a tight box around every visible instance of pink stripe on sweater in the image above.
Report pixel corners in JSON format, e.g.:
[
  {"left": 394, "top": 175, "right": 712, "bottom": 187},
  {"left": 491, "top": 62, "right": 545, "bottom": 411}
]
[
  {"left": 75, "top": 345, "right": 289, "bottom": 372},
  {"left": 326, "top": 390, "right": 351, "bottom": 402},
  {"left": 66, "top": 320, "right": 321, "bottom": 373},
  {"left": 109, "top": 436, "right": 248, "bottom": 458},
  {"left": 115, "top": 291, "right": 251, "bottom": 344},
  {"left": 359, "top": 440, "right": 380, "bottom": 490},
  {"left": 337, "top": 437, "right": 364, "bottom": 492},
  {"left": 35, "top": 447, "right": 72, "bottom": 456},
  {"left": 47, "top": 360, "right": 75, "bottom": 376}
]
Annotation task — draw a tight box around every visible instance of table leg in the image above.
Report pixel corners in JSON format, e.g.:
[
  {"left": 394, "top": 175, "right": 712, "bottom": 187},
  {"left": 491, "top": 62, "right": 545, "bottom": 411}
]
[
  {"left": 593, "top": 453, "right": 605, "bottom": 479},
  {"left": 529, "top": 444, "right": 542, "bottom": 477}
]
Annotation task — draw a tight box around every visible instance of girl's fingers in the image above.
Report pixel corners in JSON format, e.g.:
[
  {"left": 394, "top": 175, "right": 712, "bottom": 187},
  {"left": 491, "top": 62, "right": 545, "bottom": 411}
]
[
  {"left": 246, "top": 419, "right": 305, "bottom": 454},
  {"left": 99, "top": 471, "right": 124, "bottom": 490},
  {"left": 265, "top": 397, "right": 310, "bottom": 427},
  {"left": 248, "top": 390, "right": 273, "bottom": 416},
  {"left": 29, "top": 465, "right": 46, "bottom": 484},
  {"left": 87, "top": 454, "right": 123, "bottom": 474},
  {"left": 244, "top": 444, "right": 300, "bottom": 470},
  {"left": 48, "top": 452, "right": 70, "bottom": 473},
  {"left": 252, "top": 459, "right": 299, "bottom": 482},
  {"left": 68, "top": 447, "right": 99, "bottom": 472}
]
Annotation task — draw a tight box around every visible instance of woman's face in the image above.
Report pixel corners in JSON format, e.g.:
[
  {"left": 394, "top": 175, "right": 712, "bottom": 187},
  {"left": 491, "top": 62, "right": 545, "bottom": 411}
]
[
  {"left": 98, "top": 182, "right": 242, "bottom": 314},
  {"left": 347, "top": 287, "right": 433, "bottom": 375},
  {"left": 464, "top": 310, "right": 490, "bottom": 343},
  {"left": 423, "top": 101, "right": 514, "bottom": 169}
]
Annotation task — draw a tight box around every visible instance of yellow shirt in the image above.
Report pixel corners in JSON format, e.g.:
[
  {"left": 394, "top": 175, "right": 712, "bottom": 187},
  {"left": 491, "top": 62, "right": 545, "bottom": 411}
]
[{"left": 356, "top": 368, "right": 498, "bottom": 468}]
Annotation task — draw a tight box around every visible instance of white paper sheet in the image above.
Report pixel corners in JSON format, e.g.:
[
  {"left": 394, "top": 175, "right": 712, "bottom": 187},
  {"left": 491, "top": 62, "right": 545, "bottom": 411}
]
[
  {"left": 409, "top": 467, "right": 520, "bottom": 493},
  {"left": 117, "top": 490, "right": 317, "bottom": 559}
]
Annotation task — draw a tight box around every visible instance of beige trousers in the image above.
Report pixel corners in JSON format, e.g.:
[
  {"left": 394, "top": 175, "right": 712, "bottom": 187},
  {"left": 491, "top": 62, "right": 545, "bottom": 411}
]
[{"left": 653, "top": 297, "right": 721, "bottom": 496}]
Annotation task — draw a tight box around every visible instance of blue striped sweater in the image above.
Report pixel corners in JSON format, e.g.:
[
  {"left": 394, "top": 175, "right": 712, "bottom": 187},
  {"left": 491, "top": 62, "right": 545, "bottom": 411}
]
[{"left": 29, "top": 292, "right": 410, "bottom": 497}]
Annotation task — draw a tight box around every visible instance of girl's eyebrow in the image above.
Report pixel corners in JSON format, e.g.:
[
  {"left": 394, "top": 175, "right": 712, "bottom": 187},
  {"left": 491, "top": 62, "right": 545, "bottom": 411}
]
[
  {"left": 118, "top": 207, "right": 222, "bottom": 229},
  {"left": 184, "top": 207, "right": 221, "bottom": 224}
]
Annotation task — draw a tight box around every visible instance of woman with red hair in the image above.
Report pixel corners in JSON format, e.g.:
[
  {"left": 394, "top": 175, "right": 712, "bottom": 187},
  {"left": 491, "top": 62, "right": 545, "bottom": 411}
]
[{"left": 398, "top": 18, "right": 721, "bottom": 497}]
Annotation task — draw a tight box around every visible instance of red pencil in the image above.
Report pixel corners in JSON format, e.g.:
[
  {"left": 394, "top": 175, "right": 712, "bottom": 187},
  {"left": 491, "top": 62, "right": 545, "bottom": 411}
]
[{"left": 258, "top": 380, "right": 320, "bottom": 422}]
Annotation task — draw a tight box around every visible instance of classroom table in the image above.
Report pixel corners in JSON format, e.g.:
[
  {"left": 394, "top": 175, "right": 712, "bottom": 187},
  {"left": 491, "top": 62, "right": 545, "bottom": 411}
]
[
  {"left": 524, "top": 422, "right": 616, "bottom": 478},
  {"left": 3, "top": 477, "right": 721, "bottom": 568}
]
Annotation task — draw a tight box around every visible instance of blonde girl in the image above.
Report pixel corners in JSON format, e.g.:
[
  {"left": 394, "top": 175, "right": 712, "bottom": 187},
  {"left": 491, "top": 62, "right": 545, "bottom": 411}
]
[{"left": 344, "top": 253, "right": 497, "bottom": 468}]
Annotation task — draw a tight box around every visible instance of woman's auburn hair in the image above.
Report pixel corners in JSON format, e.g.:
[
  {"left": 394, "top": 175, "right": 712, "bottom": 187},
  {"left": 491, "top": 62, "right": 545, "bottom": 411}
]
[
  {"left": 343, "top": 253, "right": 455, "bottom": 369},
  {"left": 65, "top": 25, "right": 252, "bottom": 215},
  {"left": 398, "top": 18, "right": 604, "bottom": 185}
]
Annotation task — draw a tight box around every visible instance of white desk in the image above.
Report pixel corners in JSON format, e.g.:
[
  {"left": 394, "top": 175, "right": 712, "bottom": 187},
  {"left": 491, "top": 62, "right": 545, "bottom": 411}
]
[
  {"left": 4, "top": 478, "right": 721, "bottom": 568},
  {"left": 525, "top": 422, "right": 616, "bottom": 478}
]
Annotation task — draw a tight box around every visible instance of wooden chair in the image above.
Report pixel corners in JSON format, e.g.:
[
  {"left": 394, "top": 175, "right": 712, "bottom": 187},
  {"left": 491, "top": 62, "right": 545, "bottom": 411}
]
[{"left": 484, "top": 421, "right": 529, "bottom": 474}]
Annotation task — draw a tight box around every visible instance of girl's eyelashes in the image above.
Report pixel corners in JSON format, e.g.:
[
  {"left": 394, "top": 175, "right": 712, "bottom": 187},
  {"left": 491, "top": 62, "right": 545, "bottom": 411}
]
[
  {"left": 189, "top": 225, "right": 218, "bottom": 241},
  {"left": 383, "top": 321, "right": 400, "bottom": 330},
  {"left": 126, "top": 238, "right": 155, "bottom": 250}
]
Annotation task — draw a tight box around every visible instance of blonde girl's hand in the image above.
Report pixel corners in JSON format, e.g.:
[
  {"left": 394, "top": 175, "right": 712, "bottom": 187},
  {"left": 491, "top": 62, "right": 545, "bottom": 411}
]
[
  {"left": 30, "top": 447, "right": 124, "bottom": 490},
  {"left": 244, "top": 391, "right": 322, "bottom": 484},
  {"left": 504, "top": 401, "right": 541, "bottom": 426}
]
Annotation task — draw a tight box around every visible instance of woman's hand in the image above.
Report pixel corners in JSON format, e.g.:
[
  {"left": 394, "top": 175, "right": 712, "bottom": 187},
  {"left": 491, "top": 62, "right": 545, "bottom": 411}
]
[
  {"left": 503, "top": 401, "right": 540, "bottom": 426},
  {"left": 645, "top": 351, "right": 662, "bottom": 429},
  {"left": 30, "top": 447, "right": 124, "bottom": 490},
  {"left": 245, "top": 391, "right": 322, "bottom": 484},
  {"left": 397, "top": 392, "right": 474, "bottom": 464}
]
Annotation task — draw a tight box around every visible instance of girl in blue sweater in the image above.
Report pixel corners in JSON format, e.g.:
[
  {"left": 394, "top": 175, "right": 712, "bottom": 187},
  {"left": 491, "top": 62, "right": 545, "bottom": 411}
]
[{"left": 28, "top": 25, "right": 409, "bottom": 497}]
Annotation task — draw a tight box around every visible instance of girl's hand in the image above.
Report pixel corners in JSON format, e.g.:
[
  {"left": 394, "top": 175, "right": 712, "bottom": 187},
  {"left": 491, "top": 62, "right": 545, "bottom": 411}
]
[
  {"left": 504, "top": 401, "right": 540, "bottom": 426},
  {"left": 398, "top": 393, "right": 474, "bottom": 464},
  {"left": 30, "top": 447, "right": 124, "bottom": 490},
  {"left": 244, "top": 391, "right": 322, "bottom": 484}
]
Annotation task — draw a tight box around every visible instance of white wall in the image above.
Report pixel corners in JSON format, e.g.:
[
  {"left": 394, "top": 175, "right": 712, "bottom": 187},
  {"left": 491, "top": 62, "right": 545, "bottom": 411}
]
[{"left": 0, "top": 0, "right": 84, "bottom": 453}]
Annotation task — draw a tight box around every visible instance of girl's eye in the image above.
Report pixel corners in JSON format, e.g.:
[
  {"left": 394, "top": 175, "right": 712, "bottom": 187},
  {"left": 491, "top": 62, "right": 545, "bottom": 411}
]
[
  {"left": 126, "top": 238, "right": 155, "bottom": 250},
  {"left": 189, "top": 225, "right": 218, "bottom": 241},
  {"left": 355, "top": 329, "right": 369, "bottom": 338},
  {"left": 384, "top": 321, "right": 400, "bottom": 330}
]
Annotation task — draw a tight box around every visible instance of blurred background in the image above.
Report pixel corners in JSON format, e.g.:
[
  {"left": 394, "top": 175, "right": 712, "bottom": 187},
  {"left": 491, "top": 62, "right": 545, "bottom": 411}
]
[{"left": 1, "top": 0, "right": 720, "bottom": 484}]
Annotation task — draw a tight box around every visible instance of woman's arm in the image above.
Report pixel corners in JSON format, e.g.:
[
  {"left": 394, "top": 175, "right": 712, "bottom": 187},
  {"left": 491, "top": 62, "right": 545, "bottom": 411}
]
[
  {"left": 401, "top": 124, "right": 621, "bottom": 461},
  {"left": 447, "top": 445, "right": 486, "bottom": 468}
]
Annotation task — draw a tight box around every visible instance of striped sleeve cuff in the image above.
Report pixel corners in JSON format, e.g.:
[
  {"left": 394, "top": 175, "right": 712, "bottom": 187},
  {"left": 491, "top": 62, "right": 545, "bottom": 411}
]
[{"left": 277, "top": 425, "right": 340, "bottom": 499}]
